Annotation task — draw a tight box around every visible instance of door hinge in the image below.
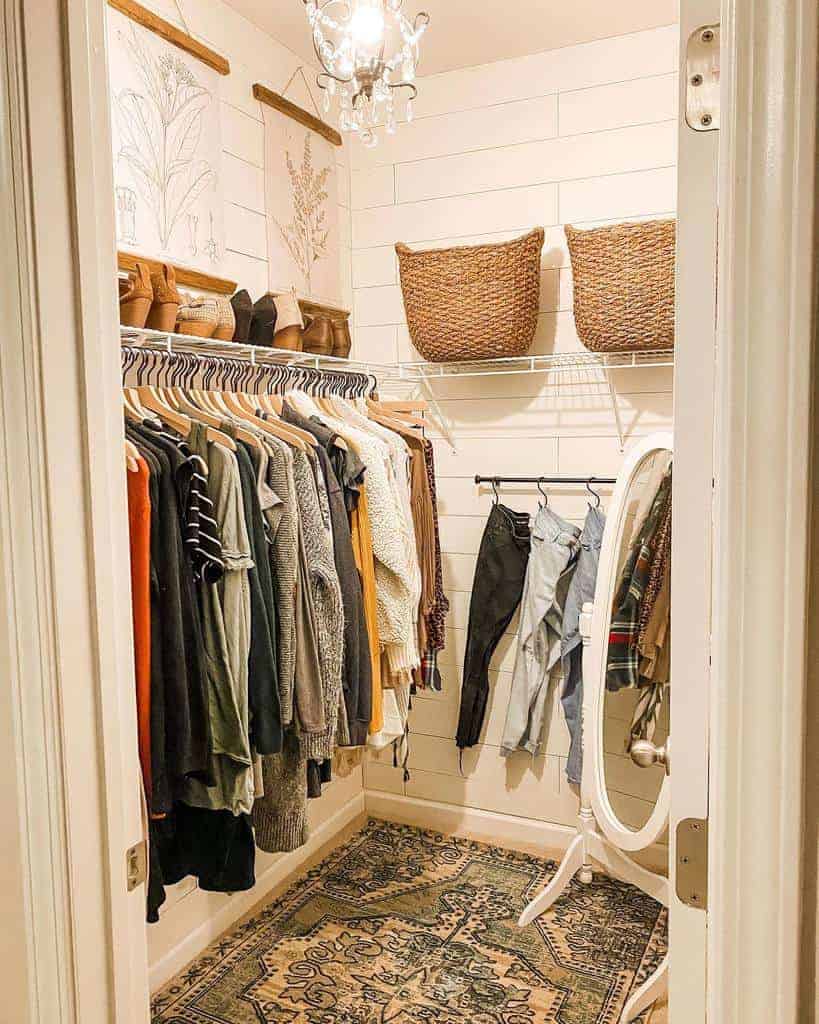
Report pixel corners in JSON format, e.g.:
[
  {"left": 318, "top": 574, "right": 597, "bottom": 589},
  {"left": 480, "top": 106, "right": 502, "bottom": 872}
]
[
  {"left": 126, "top": 840, "right": 148, "bottom": 892},
  {"left": 685, "top": 24, "right": 720, "bottom": 131},
  {"left": 676, "top": 818, "right": 708, "bottom": 910}
]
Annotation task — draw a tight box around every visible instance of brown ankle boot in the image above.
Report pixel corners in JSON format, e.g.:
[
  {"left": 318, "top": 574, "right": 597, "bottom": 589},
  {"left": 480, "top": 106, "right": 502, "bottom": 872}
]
[
  {"left": 331, "top": 318, "right": 352, "bottom": 358},
  {"left": 301, "top": 315, "right": 334, "bottom": 355},
  {"left": 119, "top": 262, "right": 154, "bottom": 328},
  {"left": 146, "top": 263, "right": 181, "bottom": 332}
]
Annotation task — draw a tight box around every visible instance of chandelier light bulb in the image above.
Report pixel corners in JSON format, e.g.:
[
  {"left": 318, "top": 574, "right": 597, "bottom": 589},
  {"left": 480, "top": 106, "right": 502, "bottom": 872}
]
[
  {"left": 306, "top": 0, "right": 428, "bottom": 146},
  {"left": 350, "top": 1, "right": 385, "bottom": 48}
]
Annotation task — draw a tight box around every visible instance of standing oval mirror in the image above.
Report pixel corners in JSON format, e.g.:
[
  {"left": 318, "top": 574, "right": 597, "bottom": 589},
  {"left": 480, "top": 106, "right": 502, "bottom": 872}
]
[{"left": 586, "top": 434, "right": 672, "bottom": 853}]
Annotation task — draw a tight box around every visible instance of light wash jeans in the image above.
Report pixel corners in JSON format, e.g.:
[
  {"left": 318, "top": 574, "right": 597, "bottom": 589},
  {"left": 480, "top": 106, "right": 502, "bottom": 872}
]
[
  {"left": 501, "top": 505, "right": 580, "bottom": 757},
  {"left": 561, "top": 505, "right": 605, "bottom": 784}
]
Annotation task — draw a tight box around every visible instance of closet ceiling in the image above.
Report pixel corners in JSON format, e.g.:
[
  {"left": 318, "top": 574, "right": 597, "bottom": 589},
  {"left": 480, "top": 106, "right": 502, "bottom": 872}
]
[{"left": 228, "top": 1, "right": 678, "bottom": 75}]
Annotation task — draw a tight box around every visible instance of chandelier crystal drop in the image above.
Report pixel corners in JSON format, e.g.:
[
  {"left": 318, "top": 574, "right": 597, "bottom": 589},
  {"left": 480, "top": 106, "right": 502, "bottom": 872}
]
[{"left": 304, "top": 0, "right": 429, "bottom": 147}]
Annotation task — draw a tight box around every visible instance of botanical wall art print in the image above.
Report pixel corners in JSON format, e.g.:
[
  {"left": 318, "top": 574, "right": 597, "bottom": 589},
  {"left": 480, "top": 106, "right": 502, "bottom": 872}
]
[
  {"left": 261, "top": 105, "right": 342, "bottom": 306},
  {"left": 107, "top": 6, "right": 225, "bottom": 273}
]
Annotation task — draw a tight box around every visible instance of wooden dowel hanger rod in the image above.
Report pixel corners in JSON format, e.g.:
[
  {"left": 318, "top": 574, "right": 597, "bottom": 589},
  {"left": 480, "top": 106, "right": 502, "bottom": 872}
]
[
  {"left": 252, "top": 83, "right": 343, "bottom": 147},
  {"left": 107, "top": 0, "right": 231, "bottom": 75}
]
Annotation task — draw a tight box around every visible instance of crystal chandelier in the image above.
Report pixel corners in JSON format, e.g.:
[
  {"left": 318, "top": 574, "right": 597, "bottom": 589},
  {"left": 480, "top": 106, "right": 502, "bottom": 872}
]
[{"left": 303, "top": 0, "right": 430, "bottom": 147}]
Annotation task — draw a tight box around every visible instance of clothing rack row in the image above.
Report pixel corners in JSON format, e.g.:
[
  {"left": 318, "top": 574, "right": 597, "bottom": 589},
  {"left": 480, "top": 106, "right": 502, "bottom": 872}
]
[
  {"left": 121, "top": 344, "right": 378, "bottom": 398},
  {"left": 473, "top": 475, "right": 617, "bottom": 485}
]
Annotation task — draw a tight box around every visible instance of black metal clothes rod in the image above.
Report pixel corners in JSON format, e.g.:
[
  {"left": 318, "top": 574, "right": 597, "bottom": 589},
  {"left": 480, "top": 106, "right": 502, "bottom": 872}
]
[{"left": 474, "top": 475, "right": 617, "bottom": 485}]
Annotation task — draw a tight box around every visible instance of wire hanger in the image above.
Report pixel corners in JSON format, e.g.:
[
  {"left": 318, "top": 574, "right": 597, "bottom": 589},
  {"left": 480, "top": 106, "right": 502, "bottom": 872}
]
[
  {"left": 586, "top": 477, "right": 602, "bottom": 508},
  {"left": 537, "top": 478, "right": 549, "bottom": 507}
]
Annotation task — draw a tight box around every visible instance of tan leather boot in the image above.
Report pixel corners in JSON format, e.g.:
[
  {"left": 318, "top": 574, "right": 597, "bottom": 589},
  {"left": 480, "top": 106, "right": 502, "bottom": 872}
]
[
  {"left": 145, "top": 263, "right": 181, "bottom": 332},
  {"left": 119, "top": 262, "right": 154, "bottom": 328}
]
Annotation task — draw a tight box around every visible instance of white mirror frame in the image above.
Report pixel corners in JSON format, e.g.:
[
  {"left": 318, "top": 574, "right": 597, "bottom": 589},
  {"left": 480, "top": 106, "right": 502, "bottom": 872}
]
[{"left": 585, "top": 432, "right": 673, "bottom": 853}]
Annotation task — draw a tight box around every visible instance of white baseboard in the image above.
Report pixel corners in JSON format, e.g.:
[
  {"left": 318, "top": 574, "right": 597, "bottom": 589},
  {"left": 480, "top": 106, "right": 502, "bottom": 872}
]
[
  {"left": 364, "top": 790, "right": 668, "bottom": 874},
  {"left": 364, "top": 790, "right": 577, "bottom": 859},
  {"left": 149, "top": 792, "right": 366, "bottom": 992}
]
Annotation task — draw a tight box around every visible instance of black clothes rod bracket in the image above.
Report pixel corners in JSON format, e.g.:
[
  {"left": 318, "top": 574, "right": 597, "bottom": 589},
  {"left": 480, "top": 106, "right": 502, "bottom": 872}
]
[{"left": 474, "top": 475, "right": 617, "bottom": 485}]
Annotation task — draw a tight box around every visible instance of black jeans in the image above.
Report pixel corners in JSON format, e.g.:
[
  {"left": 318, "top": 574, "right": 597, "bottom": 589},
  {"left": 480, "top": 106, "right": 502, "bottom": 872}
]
[{"left": 456, "top": 503, "right": 531, "bottom": 748}]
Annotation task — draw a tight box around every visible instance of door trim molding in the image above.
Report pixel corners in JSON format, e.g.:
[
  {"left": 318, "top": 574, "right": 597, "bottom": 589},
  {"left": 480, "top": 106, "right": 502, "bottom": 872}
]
[
  {"left": 711, "top": 0, "right": 818, "bottom": 1020},
  {"left": 0, "top": 0, "right": 150, "bottom": 1020}
]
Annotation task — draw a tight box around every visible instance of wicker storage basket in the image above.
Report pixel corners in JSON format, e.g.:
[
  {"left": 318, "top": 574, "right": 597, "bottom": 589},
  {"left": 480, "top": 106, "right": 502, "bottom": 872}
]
[
  {"left": 565, "top": 219, "right": 676, "bottom": 352},
  {"left": 395, "top": 227, "right": 544, "bottom": 362}
]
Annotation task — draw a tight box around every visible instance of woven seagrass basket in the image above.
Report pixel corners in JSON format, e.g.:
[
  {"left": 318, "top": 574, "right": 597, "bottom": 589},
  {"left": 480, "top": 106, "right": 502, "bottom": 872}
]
[
  {"left": 564, "top": 219, "right": 676, "bottom": 352},
  {"left": 395, "top": 227, "right": 544, "bottom": 362}
]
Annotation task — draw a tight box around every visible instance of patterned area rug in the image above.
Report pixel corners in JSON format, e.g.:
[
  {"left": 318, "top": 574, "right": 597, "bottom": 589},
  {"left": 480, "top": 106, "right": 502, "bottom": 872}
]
[{"left": 152, "top": 820, "right": 667, "bottom": 1023}]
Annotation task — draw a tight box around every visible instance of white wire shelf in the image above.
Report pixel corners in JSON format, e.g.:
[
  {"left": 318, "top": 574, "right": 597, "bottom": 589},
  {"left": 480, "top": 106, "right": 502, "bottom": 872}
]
[
  {"left": 395, "top": 349, "right": 675, "bottom": 380},
  {"left": 120, "top": 328, "right": 674, "bottom": 452},
  {"left": 119, "top": 326, "right": 408, "bottom": 385}
]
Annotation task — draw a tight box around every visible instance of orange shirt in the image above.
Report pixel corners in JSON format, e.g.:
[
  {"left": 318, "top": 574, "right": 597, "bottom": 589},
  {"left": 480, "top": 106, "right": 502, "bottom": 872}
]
[{"left": 127, "top": 455, "right": 152, "bottom": 801}]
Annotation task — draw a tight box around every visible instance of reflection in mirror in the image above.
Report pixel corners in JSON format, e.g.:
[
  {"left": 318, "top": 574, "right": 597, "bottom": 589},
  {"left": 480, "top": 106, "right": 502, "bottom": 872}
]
[{"left": 602, "top": 450, "right": 672, "bottom": 833}]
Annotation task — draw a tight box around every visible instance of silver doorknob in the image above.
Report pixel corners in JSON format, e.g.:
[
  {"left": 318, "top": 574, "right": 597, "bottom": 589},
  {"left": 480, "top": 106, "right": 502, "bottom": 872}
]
[{"left": 630, "top": 739, "right": 670, "bottom": 774}]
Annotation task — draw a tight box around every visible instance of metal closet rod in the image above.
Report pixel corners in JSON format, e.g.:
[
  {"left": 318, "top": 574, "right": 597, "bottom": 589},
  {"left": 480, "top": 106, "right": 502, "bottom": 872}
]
[{"left": 474, "top": 475, "right": 617, "bottom": 485}]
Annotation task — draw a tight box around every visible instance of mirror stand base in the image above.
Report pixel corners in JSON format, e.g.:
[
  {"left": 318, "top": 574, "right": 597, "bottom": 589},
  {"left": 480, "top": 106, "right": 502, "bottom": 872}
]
[{"left": 518, "top": 815, "right": 669, "bottom": 1022}]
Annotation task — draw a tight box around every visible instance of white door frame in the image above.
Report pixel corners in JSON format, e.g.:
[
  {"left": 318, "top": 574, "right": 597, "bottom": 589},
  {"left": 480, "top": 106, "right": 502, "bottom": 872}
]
[
  {"left": 670, "top": 3, "right": 719, "bottom": 1017},
  {"left": 0, "top": 0, "right": 815, "bottom": 1021},
  {"left": 709, "top": 0, "right": 817, "bottom": 1020},
  {"left": 0, "top": 0, "right": 150, "bottom": 1021}
]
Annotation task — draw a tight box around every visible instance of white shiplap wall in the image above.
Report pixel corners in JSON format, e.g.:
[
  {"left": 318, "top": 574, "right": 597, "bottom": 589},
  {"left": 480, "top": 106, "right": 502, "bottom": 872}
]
[
  {"left": 122, "top": 1, "right": 361, "bottom": 979},
  {"left": 116, "top": 0, "right": 353, "bottom": 311},
  {"left": 353, "top": 26, "right": 678, "bottom": 834}
]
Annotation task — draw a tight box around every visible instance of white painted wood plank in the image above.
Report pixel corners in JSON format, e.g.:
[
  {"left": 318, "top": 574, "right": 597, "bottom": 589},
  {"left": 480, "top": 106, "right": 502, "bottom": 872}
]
[
  {"left": 437, "top": 515, "right": 488, "bottom": 555},
  {"left": 220, "top": 249, "right": 268, "bottom": 297},
  {"left": 351, "top": 95, "right": 558, "bottom": 170},
  {"left": 352, "top": 246, "right": 397, "bottom": 288},
  {"left": 422, "top": 391, "right": 675, "bottom": 442},
  {"left": 221, "top": 105, "right": 264, "bottom": 167},
  {"left": 431, "top": 435, "right": 559, "bottom": 479},
  {"left": 363, "top": 761, "right": 406, "bottom": 796},
  {"left": 400, "top": 26, "right": 679, "bottom": 122},
  {"left": 224, "top": 202, "right": 267, "bottom": 260},
  {"left": 351, "top": 325, "right": 398, "bottom": 363},
  {"left": 404, "top": 751, "right": 576, "bottom": 825},
  {"left": 353, "top": 183, "right": 558, "bottom": 248},
  {"left": 559, "top": 166, "right": 677, "bottom": 223},
  {"left": 350, "top": 165, "right": 395, "bottom": 209},
  {"left": 221, "top": 152, "right": 265, "bottom": 214},
  {"left": 396, "top": 122, "right": 677, "bottom": 204},
  {"left": 558, "top": 73, "right": 678, "bottom": 136},
  {"left": 354, "top": 285, "right": 406, "bottom": 327}
]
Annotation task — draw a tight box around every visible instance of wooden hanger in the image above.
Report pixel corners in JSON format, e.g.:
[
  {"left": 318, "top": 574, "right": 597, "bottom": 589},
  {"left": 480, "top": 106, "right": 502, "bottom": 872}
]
[
  {"left": 367, "top": 396, "right": 426, "bottom": 430},
  {"left": 278, "top": 388, "right": 350, "bottom": 450},
  {"left": 135, "top": 385, "right": 237, "bottom": 451},
  {"left": 233, "top": 390, "right": 318, "bottom": 450}
]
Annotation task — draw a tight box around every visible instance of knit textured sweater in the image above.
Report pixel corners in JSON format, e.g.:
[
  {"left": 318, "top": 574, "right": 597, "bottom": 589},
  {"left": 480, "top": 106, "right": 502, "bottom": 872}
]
[
  {"left": 292, "top": 449, "right": 344, "bottom": 762},
  {"left": 317, "top": 412, "right": 417, "bottom": 675}
]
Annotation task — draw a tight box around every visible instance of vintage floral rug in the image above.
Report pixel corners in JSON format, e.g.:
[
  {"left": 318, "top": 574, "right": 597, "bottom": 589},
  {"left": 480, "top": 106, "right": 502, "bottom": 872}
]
[{"left": 152, "top": 820, "right": 667, "bottom": 1023}]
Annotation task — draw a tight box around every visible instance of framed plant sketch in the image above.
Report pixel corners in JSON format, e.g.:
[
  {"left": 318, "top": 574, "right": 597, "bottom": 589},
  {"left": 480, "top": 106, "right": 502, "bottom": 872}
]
[
  {"left": 259, "top": 99, "right": 343, "bottom": 308},
  {"left": 106, "top": 1, "right": 227, "bottom": 275}
]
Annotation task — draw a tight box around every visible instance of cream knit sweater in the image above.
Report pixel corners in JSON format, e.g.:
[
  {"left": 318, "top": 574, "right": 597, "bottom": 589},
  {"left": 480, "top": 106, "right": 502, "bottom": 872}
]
[
  {"left": 315, "top": 410, "right": 417, "bottom": 676},
  {"left": 338, "top": 401, "right": 422, "bottom": 677}
]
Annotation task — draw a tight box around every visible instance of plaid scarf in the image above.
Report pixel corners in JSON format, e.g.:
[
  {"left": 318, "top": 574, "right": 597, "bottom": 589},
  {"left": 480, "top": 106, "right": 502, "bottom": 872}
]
[{"left": 606, "top": 470, "right": 672, "bottom": 693}]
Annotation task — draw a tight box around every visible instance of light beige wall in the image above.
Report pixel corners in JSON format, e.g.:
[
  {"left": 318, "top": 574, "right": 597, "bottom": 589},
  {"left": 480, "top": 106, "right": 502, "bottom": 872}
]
[{"left": 351, "top": 26, "right": 678, "bottom": 833}]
